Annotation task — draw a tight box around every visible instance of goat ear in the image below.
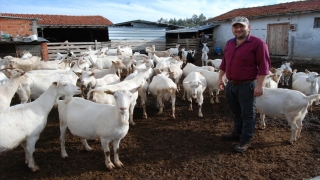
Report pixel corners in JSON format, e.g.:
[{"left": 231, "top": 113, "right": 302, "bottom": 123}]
[
  {"left": 90, "top": 72, "right": 95, "bottom": 76},
  {"left": 282, "top": 61, "right": 287, "bottom": 64},
  {"left": 130, "top": 85, "right": 141, "bottom": 94}
]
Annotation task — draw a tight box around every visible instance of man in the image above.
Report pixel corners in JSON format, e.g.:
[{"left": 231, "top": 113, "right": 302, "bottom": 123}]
[
  {"left": 199, "top": 32, "right": 209, "bottom": 49},
  {"left": 217, "top": 16, "right": 271, "bottom": 153}
]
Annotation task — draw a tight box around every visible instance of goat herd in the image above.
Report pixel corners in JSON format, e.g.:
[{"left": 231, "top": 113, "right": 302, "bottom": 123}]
[{"left": 0, "top": 43, "right": 319, "bottom": 172}]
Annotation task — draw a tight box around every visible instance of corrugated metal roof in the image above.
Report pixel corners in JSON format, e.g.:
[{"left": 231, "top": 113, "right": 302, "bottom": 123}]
[
  {"left": 108, "top": 26, "right": 166, "bottom": 41},
  {"left": 166, "top": 24, "right": 219, "bottom": 34},
  {"left": 113, "top": 19, "right": 183, "bottom": 29}
]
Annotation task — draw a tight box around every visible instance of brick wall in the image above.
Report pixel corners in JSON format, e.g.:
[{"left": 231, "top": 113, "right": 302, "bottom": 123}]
[
  {"left": 41, "top": 42, "right": 49, "bottom": 61},
  {"left": 0, "top": 18, "right": 33, "bottom": 36}
]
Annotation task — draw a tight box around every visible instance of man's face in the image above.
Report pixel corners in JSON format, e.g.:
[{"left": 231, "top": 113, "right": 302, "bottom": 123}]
[{"left": 232, "top": 23, "right": 250, "bottom": 39}]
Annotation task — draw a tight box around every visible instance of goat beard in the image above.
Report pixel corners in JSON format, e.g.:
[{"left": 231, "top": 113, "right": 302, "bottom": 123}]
[{"left": 120, "top": 112, "right": 129, "bottom": 125}]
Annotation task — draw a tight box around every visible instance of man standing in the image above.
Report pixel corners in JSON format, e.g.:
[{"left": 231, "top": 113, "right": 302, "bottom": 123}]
[
  {"left": 199, "top": 32, "right": 209, "bottom": 49},
  {"left": 217, "top": 16, "right": 271, "bottom": 153}
]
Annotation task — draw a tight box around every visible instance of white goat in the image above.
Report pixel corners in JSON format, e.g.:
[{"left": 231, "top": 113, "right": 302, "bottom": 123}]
[
  {"left": 256, "top": 88, "right": 320, "bottom": 144},
  {"left": 168, "top": 44, "right": 180, "bottom": 56},
  {"left": 57, "top": 87, "right": 139, "bottom": 170},
  {"left": 149, "top": 72, "right": 177, "bottom": 119},
  {"left": 180, "top": 48, "right": 188, "bottom": 63},
  {"left": 0, "top": 81, "right": 80, "bottom": 172},
  {"left": 88, "top": 61, "right": 126, "bottom": 79},
  {"left": 87, "top": 89, "right": 115, "bottom": 104},
  {"left": 18, "top": 69, "right": 79, "bottom": 101},
  {"left": 196, "top": 69, "right": 220, "bottom": 104},
  {"left": 292, "top": 70, "right": 320, "bottom": 106},
  {"left": 21, "top": 51, "right": 33, "bottom": 59},
  {"left": 207, "top": 59, "right": 222, "bottom": 69},
  {"left": 182, "top": 71, "right": 207, "bottom": 117},
  {"left": 94, "top": 72, "right": 147, "bottom": 125},
  {"left": 280, "top": 61, "right": 293, "bottom": 86},
  {"left": 167, "top": 61, "right": 183, "bottom": 91},
  {"left": 182, "top": 63, "right": 215, "bottom": 77},
  {"left": 81, "top": 71, "right": 120, "bottom": 89},
  {"left": 0, "top": 69, "right": 28, "bottom": 109},
  {"left": 201, "top": 51, "right": 208, "bottom": 66}
]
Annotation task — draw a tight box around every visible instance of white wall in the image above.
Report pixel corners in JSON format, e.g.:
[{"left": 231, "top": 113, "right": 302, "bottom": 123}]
[{"left": 213, "top": 13, "right": 320, "bottom": 62}]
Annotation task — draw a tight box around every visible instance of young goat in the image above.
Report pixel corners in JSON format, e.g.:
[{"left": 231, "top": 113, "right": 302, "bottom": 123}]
[
  {"left": 57, "top": 87, "right": 140, "bottom": 170},
  {"left": 0, "top": 81, "right": 80, "bottom": 172}
]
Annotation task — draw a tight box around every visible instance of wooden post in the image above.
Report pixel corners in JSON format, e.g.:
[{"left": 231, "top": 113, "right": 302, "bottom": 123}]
[
  {"left": 95, "top": 40, "right": 98, "bottom": 50},
  {"left": 186, "top": 39, "right": 189, "bottom": 49}
]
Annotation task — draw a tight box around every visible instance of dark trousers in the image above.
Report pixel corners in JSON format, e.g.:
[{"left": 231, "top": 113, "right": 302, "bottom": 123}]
[{"left": 225, "top": 81, "right": 257, "bottom": 143}]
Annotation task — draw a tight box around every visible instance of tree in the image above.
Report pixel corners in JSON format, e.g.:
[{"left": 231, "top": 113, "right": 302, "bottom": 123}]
[{"left": 158, "top": 14, "right": 207, "bottom": 27}]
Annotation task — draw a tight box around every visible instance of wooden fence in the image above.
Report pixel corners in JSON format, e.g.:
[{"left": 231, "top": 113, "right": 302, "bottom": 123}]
[
  {"left": 47, "top": 40, "right": 110, "bottom": 60},
  {"left": 166, "top": 38, "right": 214, "bottom": 51},
  {"left": 47, "top": 38, "right": 215, "bottom": 60}
]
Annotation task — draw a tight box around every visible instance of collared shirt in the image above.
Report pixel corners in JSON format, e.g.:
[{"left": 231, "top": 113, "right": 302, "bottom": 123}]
[{"left": 220, "top": 34, "right": 271, "bottom": 81}]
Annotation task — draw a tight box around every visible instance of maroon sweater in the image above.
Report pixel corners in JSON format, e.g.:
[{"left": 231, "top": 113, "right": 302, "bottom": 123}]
[{"left": 220, "top": 34, "right": 271, "bottom": 81}]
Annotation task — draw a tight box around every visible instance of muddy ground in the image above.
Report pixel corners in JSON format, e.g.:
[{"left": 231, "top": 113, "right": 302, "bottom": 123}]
[{"left": 1, "top": 53, "right": 320, "bottom": 180}]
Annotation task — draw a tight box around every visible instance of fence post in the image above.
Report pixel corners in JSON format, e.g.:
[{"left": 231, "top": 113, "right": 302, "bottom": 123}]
[
  {"left": 186, "top": 39, "right": 189, "bottom": 50},
  {"left": 95, "top": 40, "right": 98, "bottom": 50}
]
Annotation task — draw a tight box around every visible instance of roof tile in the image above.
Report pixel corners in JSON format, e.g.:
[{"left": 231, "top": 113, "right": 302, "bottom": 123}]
[{"left": 0, "top": 13, "right": 113, "bottom": 26}]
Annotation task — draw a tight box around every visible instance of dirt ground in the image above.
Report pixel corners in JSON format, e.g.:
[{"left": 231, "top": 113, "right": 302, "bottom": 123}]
[{"left": 1, "top": 53, "right": 320, "bottom": 180}]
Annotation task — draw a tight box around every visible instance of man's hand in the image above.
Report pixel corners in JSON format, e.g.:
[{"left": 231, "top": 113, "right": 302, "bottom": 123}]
[
  {"left": 254, "top": 85, "right": 263, "bottom": 97},
  {"left": 218, "top": 79, "right": 225, "bottom": 90}
]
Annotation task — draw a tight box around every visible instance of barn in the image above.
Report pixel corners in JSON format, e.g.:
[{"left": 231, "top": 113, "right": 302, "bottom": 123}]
[
  {"left": 206, "top": 0, "right": 320, "bottom": 63},
  {"left": 0, "top": 16, "right": 49, "bottom": 59},
  {"left": 166, "top": 24, "right": 219, "bottom": 52},
  {"left": 110, "top": 19, "right": 182, "bottom": 52}
]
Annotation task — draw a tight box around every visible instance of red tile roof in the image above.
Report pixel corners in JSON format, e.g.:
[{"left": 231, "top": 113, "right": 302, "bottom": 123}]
[
  {"left": 0, "top": 13, "right": 113, "bottom": 26},
  {"left": 207, "top": 0, "right": 320, "bottom": 22}
]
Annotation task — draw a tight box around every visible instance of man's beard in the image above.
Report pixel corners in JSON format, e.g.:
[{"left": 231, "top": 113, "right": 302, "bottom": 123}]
[{"left": 236, "top": 31, "right": 249, "bottom": 39}]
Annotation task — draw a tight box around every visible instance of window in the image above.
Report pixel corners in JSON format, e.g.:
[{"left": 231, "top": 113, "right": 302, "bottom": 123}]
[{"left": 314, "top": 17, "right": 320, "bottom": 28}]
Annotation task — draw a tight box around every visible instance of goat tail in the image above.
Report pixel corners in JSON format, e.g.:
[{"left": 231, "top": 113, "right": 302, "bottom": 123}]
[{"left": 305, "top": 94, "right": 320, "bottom": 106}]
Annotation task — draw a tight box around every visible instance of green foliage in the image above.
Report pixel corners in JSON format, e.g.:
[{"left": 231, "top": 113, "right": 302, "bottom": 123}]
[{"left": 157, "top": 13, "right": 208, "bottom": 27}]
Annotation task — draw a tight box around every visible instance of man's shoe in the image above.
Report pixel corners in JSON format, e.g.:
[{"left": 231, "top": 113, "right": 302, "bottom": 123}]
[
  {"left": 221, "top": 133, "right": 240, "bottom": 141},
  {"left": 234, "top": 141, "right": 251, "bottom": 153}
]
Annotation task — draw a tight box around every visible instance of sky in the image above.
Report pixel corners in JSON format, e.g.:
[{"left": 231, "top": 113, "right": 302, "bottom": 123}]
[{"left": 0, "top": 0, "right": 298, "bottom": 24}]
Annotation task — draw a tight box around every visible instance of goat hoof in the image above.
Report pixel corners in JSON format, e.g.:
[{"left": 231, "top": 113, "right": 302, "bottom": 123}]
[
  {"left": 30, "top": 165, "right": 40, "bottom": 172},
  {"left": 106, "top": 163, "right": 115, "bottom": 170},
  {"left": 115, "top": 161, "right": 124, "bottom": 168},
  {"left": 288, "top": 140, "right": 294, "bottom": 145},
  {"left": 130, "top": 122, "right": 136, "bottom": 126}
]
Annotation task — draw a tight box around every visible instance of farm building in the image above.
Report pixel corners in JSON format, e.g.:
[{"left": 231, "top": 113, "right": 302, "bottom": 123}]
[
  {"left": 206, "top": 0, "right": 320, "bottom": 62},
  {"left": 166, "top": 24, "right": 219, "bottom": 52},
  {"left": 110, "top": 20, "right": 182, "bottom": 52},
  {"left": 0, "top": 13, "right": 112, "bottom": 42},
  {"left": 0, "top": 16, "right": 49, "bottom": 59},
  {"left": 0, "top": 13, "right": 113, "bottom": 59}
]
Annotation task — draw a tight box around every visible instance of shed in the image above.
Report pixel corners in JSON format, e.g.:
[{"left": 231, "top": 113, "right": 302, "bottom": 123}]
[
  {"left": 111, "top": 19, "right": 182, "bottom": 51},
  {"left": 0, "top": 13, "right": 113, "bottom": 42},
  {"left": 0, "top": 16, "right": 49, "bottom": 59},
  {"left": 206, "top": 0, "right": 320, "bottom": 62},
  {"left": 166, "top": 24, "right": 219, "bottom": 51}
]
